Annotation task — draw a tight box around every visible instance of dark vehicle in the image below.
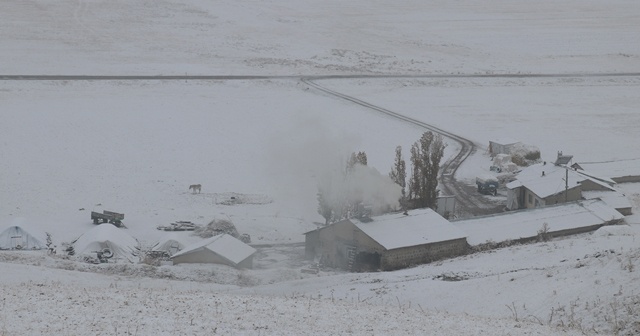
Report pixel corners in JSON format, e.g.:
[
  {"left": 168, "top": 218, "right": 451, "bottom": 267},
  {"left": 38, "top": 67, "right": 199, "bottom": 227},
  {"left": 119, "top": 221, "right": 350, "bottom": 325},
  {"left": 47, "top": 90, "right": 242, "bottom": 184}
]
[
  {"left": 91, "top": 210, "right": 124, "bottom": 227},
  {"left": 476, "top": 177, "right": 499, "bottom": 196}
]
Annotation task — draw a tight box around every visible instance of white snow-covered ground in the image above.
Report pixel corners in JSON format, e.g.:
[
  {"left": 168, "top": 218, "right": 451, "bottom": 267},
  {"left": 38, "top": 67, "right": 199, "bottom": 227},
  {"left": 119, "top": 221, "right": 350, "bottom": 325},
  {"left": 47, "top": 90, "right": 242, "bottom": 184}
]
[
  {"left": 2, "top": 0, "right": 639, "bottom": 76},
  {"left": 2, "top": 0, "right": 640, "bottom": 335}
]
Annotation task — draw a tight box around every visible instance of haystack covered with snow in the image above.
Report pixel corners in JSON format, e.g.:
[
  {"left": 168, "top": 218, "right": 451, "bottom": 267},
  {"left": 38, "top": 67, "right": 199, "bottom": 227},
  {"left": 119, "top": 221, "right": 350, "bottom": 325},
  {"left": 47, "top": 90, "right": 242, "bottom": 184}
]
[
  {"left": 72, "top": 224, "right": 140, "bottom": 263},
  {"left": 151, "top": 233, "right": 187, "bottom": 256},
  {"left": 0, "top": 218, "right": 48, "bottom": 250},
  {"left": 171, "top": 234, "right": 256, "bottom": 268}
]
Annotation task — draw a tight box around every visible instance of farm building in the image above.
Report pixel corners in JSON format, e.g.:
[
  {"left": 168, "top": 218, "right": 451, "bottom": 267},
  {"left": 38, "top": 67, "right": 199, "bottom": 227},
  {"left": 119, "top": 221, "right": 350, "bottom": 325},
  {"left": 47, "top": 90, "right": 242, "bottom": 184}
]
[
  {"left": 453, "top": 199, "right": 625, "bottom": 247},
  {"left": 305, "top": 209, "right": 468, "bottom": 272},
  {"left": 0, "top": 218, "right": 47, "bottom": 250},
  {"left": 488, "top": 139, "right": 521, "bottom": 156},
  {"left": 506, "top": 160, "right": 616, "bottom": 211},
  {"left": 582, "top": 191, "right": 633, "bottom": 216},
  {"left": 72, "top": 224, "right": 140, "bottom": 263},
  {"left": 572, "top": 158, "right": 640, "bottom": 183},
  {"left": 171, "top": 234, "right": 256, "bottom": 269}
]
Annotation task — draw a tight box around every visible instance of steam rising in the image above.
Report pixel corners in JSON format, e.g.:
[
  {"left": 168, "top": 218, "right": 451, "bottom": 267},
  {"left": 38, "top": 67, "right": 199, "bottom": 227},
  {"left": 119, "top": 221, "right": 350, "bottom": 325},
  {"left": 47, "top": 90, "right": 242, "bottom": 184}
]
[{"left": 267, "top": 116, "right": 401, "bottom": 221}]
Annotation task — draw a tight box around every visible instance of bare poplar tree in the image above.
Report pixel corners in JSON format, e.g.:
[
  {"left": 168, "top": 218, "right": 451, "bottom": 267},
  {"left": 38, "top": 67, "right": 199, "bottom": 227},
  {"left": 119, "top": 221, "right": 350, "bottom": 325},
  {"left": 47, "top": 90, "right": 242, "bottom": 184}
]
[
  {"left": 408, "top": 132, "right": 446, "bottom": 209},
  {"left": 389, "top": 146, "right": 406, "bottom": 208},
  {"left": 408, "top": 143, "right": 422, "bottom": 203},
  {"left": 355, "top": 151, "right": 368, "bottom": 166}
]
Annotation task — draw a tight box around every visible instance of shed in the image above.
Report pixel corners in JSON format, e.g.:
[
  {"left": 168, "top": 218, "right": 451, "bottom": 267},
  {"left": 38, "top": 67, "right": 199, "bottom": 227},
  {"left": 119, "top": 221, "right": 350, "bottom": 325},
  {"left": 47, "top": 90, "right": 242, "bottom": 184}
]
[
  {"left": 171, "top": 234, "right": 256, "bottom": 269},
  {"left": 72, "top": 224, "right": 140, "bottom": 263},
  {"left": 453, "top": 199, "right": 624, "bottom": 246},
  {"left": 488, "top": 139, "right": 521, "bottom": 156},
  {"left": 305, "top": 209, "right": 467, "bottom": 272},
  {"left": 506, "top": 161, "right": 615, "bottom": 210},
  {"left": 0, "top": 218, "right": 47, "bottom": 250}
]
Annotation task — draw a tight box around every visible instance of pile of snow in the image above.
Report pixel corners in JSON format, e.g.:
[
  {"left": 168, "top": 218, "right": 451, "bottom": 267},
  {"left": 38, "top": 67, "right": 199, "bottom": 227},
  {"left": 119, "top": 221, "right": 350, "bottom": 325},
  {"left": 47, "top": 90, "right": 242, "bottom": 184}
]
[
  {"left": 193, "top": 218, "right": 239, "bottom": 238},
  {"left": 151, "top": 233, "right": 187, "bottom": 256},
  {"left": 71, "top": 224, "right": 140, "bottom": 263}
]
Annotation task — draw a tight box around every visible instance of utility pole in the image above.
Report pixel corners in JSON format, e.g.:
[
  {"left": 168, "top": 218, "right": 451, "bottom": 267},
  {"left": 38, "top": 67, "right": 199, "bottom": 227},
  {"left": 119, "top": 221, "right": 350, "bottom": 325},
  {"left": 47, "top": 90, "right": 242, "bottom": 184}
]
[{"left": 565, "top": 166, "right": 568, "bottom": 203}]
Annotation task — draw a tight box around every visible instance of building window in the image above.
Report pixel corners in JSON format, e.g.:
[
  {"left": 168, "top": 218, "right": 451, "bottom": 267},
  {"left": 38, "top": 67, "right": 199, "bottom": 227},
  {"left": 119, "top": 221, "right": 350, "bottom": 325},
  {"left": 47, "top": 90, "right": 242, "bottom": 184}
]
[{"left": 528, "top": 193, "right": 533, "bottom": 204}]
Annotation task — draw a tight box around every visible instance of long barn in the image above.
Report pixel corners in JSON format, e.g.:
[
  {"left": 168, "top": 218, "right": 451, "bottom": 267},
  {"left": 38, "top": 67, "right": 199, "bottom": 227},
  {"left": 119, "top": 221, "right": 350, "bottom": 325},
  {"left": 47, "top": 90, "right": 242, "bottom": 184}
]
[{"left": 305, "top": 209, "right": 467, "bottom": 272}]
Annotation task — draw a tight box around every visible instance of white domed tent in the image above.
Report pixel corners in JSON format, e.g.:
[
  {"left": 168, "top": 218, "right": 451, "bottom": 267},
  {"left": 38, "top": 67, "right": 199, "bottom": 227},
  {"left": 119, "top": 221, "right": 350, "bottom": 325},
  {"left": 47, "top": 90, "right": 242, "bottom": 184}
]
[
  {"left": 72, "top": 224, "right": 140, "bottom": 263},
  {"left": 151, "top": 233, "right": 187, "bottom": 256},
  {"left": 0, "top": 218, "right": 48, "bottom": 250}
]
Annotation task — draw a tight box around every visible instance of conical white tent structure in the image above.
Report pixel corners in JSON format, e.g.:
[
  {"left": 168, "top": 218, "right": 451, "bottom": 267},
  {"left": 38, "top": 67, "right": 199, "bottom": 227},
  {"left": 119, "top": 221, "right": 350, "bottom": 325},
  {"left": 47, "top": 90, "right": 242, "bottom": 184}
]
[
  {"left": 72, "top": 224, "right": 140, "bottom": 263},
  {"left": 0, "top": 218, "right": 48, "bottom": 250}
]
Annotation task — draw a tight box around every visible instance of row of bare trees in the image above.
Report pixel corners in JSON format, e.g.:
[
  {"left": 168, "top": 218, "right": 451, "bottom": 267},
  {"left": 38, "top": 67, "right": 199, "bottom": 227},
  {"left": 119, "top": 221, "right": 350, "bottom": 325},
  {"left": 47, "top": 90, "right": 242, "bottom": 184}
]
[{"left": 394, "top": 131, "right": 446, "bottom": 210}]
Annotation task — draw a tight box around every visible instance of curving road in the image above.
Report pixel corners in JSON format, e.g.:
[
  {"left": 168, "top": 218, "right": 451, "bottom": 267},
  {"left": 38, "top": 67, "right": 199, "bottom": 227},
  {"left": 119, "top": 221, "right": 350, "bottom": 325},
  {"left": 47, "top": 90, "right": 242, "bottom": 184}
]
[{"left": 301, "top": 77, "right": 497, "bottom": 217}]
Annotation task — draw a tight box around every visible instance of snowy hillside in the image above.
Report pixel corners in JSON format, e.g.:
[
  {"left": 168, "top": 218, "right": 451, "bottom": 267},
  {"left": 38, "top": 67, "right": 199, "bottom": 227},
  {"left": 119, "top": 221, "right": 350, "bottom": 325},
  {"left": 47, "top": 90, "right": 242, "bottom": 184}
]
[{"left": 2, "top": 0, "right": 640, "bottom": 335}]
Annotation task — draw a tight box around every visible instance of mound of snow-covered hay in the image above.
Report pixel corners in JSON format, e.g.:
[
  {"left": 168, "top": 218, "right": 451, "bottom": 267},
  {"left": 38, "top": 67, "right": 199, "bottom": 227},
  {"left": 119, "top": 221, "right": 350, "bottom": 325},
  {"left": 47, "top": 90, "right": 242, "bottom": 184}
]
[
  {"left": 72, "top": 224, "right": 140, "bottom": 263},
  {"left": 510, "top": 143, "right": 541, "bottom": 166},
  {"left": 193, "top": 218, "right": 239, "bottom": 238},
  {"left": 151, "top": 233, "right": 187, "bottom": 256}
]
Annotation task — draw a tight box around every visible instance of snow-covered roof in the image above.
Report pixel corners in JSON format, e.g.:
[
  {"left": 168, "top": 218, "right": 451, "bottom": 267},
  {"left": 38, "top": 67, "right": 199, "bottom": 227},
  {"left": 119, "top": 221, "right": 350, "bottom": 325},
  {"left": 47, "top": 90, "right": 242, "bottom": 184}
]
[
  {"left": 352, "top": 209, "right": 466, "bottom": 250},
  {"left": 582, "top": 191, "right": 633, "bottom": 210},
  {"left": 506, "top": 162, "right": 614, "bottom": 198},
  {"left": 489, "top": 138, "right": 520, "bottom": 146},
  {"left": 570, "top": 169, "right": 616, "bottom": 186},
  {"left": 171, "top": 234, "right": 256, "bottom": 265},
  {"left": 574, "top": 158, "right": 640, "bottom": 180},
  {"left": 453, "top": 199, "right": 624, "bottom": 246},
  {"left": 0, "top": 218, "right": 48, "bottom": 250},
  {"left": 73, "top": 224, "right": 140, "bottom": 262}
]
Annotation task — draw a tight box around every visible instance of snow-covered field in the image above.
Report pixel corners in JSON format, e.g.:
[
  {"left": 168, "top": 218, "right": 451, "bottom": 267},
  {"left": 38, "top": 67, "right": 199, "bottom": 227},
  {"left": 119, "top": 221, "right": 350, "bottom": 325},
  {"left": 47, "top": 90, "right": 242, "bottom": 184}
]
[{"left": 1, "top": 0, "right": 640, "bottom": 334}]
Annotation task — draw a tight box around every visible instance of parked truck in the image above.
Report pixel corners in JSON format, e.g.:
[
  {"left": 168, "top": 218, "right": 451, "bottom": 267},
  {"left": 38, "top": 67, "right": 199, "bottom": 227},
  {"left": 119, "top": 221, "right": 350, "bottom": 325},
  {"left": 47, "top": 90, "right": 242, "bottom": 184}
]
[{"left": 476, "top": 176, "right": 499, "bottom": 196}]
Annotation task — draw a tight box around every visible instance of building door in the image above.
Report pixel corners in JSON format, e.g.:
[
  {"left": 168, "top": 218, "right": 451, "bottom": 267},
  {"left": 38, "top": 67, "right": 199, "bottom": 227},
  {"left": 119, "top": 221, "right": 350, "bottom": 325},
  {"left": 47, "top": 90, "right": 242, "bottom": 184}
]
[{"left": 11, "top": 235, "right": 24, "bottom": 249}]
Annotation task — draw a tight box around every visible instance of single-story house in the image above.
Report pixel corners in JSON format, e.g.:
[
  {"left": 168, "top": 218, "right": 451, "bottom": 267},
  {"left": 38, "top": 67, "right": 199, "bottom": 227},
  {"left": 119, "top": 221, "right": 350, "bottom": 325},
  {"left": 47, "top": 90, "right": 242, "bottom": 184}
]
[
  {"left": 72, "top": 224, "right": 140, "bottom": 263},
  {"left": 572, "top": 158, "right": 640, "bottom": 183},
  {"left": 171, "top": 234, "right": 256, "bottom": 269},
  {"left": 506, "top": 161, "right": 615, "bottom": 210},
  {"left": 0, "top": 218, "right": 48, "bottom": 250},
  {"left": 488, "top": 139, "right": 521, "bottom": 156},
  {"left": 305, "top": 209, "right": 468, "bottom": 272},
  {"left": 453, "top": 199, "right": 625, "bottom": 246}
]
